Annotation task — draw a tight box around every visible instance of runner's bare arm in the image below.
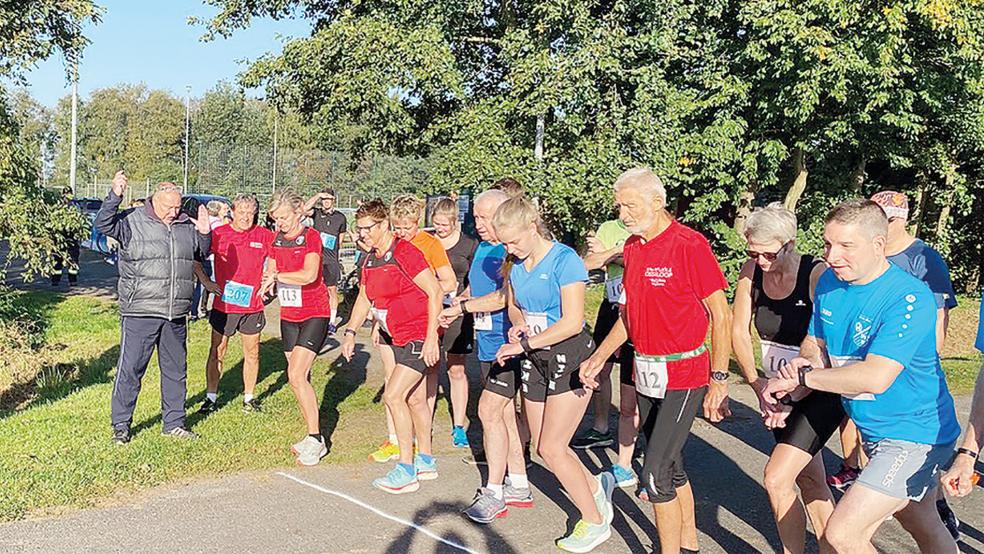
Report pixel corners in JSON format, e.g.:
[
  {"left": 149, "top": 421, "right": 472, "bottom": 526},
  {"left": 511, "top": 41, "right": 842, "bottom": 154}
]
[
  {"left": 302, "top": 192, "right": 326, "bottom": 216},
  {"left": 582, "top": 245, "right": 623, "bottom": 271},
  {"left": 942, "top": 364, "right": 983, "bottom": 496},
  {"left": 731, "top": 260, "right": 762, "bottom": 386},
  {"left": 936, "top": 307, "right": 949, "bottom": 353},
  {"left": 797, "top": 335, "right": 828, "bottom": 370},
  {"left": 594, "top": 312, "right": 628, "bottom": 362},
  {"left": 275, "top": 252, "right": 321, "bottom": 286},
  {"left": 435, "top": 264, "right": 457, "bottom": 294},
  {"left": 525, "top": 282, "right": 587, "bottom": 350},
  {"left": 797, "top": 353, "right": 905, "bottom": 396},
  {"left": 703, "top": 289, "right": 733, "bottom": 422}
]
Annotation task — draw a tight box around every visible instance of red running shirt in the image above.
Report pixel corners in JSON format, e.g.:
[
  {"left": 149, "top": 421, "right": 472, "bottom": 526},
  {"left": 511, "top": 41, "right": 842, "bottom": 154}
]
[
  {"left": 210, "top": 224, "right": 274, "bottom": 314},
  {"left": 362, "top": 238, "right": 430, "bottom": 346},
  {"left": 621, "top": 221, "right": 728, "bottom": 389},
  {"left": 269, "top": 227, "right": 331, "bottom": 322}
]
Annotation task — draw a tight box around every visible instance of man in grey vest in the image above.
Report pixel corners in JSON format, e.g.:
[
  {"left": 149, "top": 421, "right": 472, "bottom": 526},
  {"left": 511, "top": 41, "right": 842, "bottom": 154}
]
[{"left": 95, "top": 171, "right": 211, "bottom": 444}]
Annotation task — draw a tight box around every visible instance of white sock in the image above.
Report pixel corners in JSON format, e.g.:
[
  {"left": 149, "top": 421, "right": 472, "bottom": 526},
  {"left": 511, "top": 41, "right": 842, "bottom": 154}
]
[
  {"left": 509, "top": 473, "right": 529, "bottom": 489},
  {"left": 244, "top": 393, "right": 254, "bottom": 403},
  {"left": 487, "top": 483, "right": 504, "bottom": 499},
  {"left": 388, "top": 434, "right": 398, "bottom": 444},
  {"left": 206, "top": 392, "right": 217, "bottom": 402}
]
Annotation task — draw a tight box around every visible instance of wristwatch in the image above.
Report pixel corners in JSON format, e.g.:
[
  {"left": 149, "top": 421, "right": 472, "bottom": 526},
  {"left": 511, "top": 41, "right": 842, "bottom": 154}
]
[
  {"left": 710, "top": 370, "right": 729, "bottom": 382},
  {"left": 460, "top": 299, "right": 469, "bottom": 314},
  {"left": 798, "top": 365, "right": 813, "bottom": 387},
  {"left": 956, "top": 447, "right": 979, "bottom": 460},
  {"left": 343, "top": 328, "right": 357, "bottom": 337}
]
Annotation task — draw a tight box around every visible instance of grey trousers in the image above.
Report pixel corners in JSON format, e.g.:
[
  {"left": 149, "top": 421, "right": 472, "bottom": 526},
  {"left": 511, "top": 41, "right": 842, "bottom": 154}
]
[{"left": 111, "top": 316, "right": 188, "bottom": 432}]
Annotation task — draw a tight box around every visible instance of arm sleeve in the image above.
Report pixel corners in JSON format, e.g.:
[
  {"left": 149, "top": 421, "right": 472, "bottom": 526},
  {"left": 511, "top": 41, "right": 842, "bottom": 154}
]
[
  {"left": 922, "top": 249, "right": 958, "bottom": 309},
  {"left": 867, "top": 287, "right": 936, "bottom": 367},
  {"left": 557, "top": 248, "right": 589, "bottom": 286},
  {"left": 429, "top": 238, "right": 451, "bottom": 269},
  {"left": 93, "top": 191, "right": 129, "bottom": 243},
  {"left": 196, "top": 229, "right": 212, "bottom": 258},
  {"left": 687, "top": 237, "right": 728, "bottom": 299}
]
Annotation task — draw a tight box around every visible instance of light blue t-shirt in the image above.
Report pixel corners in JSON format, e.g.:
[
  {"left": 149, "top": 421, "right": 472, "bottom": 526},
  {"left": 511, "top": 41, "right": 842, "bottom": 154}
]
[
  {"left": 976, "top": 293, "right": 984, "bottom": 353},
  {"left": 888, "top": 239, "right": 958, "bottom": 310},
  {"left": 510, "top": 242, "right": 588, "bottom": 334},
  {"left": 809, "top": 265, "right": 960, "bottom": 446},
  {"left": 468, "top": 242, "right": 509, "bottom": 361}
]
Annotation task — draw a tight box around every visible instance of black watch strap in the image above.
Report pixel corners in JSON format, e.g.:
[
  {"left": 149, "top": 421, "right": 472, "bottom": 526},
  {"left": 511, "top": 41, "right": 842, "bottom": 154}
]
[
  {"left": 798, "top": 365, "right": 813, "bottom": 387},
  {"left": 344, "top": 328, "right": 357, "bottom": 337},
  {"left": 957, "top": 447, "right": 979, "bottom": 460},
  {"left": 460, "top": 299, "right": 468, "bottom": 314}
]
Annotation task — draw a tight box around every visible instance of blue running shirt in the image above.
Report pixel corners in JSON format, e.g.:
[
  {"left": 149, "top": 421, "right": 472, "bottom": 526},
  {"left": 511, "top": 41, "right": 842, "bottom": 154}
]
[
  {"left": 510, "top": 242, "right": 588, "bottom": 335},
  {"left": 468, "top": 242, "right": 510, "bottom": 361},
  {"left": 809, "top": 265, "right": 960, "bottom": 445}
]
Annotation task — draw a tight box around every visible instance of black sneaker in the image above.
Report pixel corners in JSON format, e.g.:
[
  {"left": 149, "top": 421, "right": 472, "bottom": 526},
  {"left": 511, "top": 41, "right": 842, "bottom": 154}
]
[
  {"left": 937, "top": 498, "right": 960, "bottom": 541},
  {"left": 242, "top": 398, "right": 262, "bottom": 413},
  {"left": 198, "top": 398, "right": 218, "bottom": 414},
  {"left": 162, "top": 427, "right": 198, "bottom": 440},
  {"left": 571, "top": 429, "right": 614, "bottom": 450},
  {"left": 112, "top": 426, "right": 131, "bottom": 445}
]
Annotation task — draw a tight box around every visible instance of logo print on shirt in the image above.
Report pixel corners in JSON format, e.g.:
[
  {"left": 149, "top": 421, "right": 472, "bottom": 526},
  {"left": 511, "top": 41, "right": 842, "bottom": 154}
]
[
  {"left": 853, "top": 319, "right": 872, "bottom": 347},
  {"left": 644, "top": 267, "right": 673, "bottom": 287},
  {"left": 249, "top": 241, "right": 263, "bottom": 248},
  {"left": 795, "top": 300, "right": 806, "bottom": 307},
  {"left": 296, "top": 234, "right": 305, "bottom": 245},
  {"left": 539, "top": 273, "right": 548, "bottom": 280}
]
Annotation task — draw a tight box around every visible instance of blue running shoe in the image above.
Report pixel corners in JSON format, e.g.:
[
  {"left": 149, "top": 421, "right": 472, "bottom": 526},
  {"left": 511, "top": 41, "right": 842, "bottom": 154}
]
[
  {"left": 414, "top": 454, "right": 439, "bottom": 481},
  {"left": 373, "top": 464, "right": 420, "bottom": 494},
  {"left": 612, "top": 463, "right": 638, "bottom": 488},
  {"left": 451, "top": 426, "right": 470, "bottom": 448}
]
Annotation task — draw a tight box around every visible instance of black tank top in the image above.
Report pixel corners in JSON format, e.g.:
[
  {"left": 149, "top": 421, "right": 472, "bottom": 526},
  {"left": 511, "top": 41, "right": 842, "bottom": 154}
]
[
  {"left": 445, "top": 233, "right": 479, "bottom": 295},
  {"left": 751, "top": 255, "right": 818, "bottom": 346}
]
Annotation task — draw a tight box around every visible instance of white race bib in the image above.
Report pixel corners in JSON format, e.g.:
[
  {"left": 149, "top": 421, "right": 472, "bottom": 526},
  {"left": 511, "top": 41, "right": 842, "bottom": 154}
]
[
  {"left": 372, "top": 306, "right": 389, "bottom": 335},
  {"left": 605, "top": 276, "right": 623, "bottom": 303},
  {"left": 473, "top": 311, "right": 493, "bottom": 331},
  {"left": 523, "top": 311, "right": 549, "bottom": 337},
  {"left": 277, "top": 283, "right": 302, "bottom": 308},
  {"left": 830, "top": 354, "right": 874, "bottom": 401},
  {"left": 760, "top": 340, "right": 800, "bottom": 379},
  {"left": 634, "top": 354, "right": 668, "bottom": 399}
]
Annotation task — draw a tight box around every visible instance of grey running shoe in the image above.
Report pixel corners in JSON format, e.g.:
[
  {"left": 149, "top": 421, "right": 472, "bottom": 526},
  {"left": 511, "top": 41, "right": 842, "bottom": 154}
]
[
  {"left": 295, "top": 436, "right": 327, "bottom": 466},
  {"left": 162, "top": 427, "right": 198, "bottom": 440},
  {"left": 503, "top": 483, "right": 534, "bottom": 508},
  {"left": 463, "top": 488, "right": 508, "bottom": 523}
]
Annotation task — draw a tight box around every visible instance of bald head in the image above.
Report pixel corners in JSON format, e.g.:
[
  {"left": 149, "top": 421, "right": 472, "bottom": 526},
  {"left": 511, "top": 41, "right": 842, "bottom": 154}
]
[{"left": 474, "top": 189, "right": 509, "bottom": 243}]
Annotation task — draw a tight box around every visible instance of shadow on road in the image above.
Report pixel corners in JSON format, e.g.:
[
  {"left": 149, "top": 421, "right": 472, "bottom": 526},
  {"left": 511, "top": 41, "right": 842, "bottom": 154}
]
[
  {"left": 383, "top": 500, "right": 519, "bottom": 554},
  {"left": 319, "top": 343, "right": 368, "bottom": 455}
]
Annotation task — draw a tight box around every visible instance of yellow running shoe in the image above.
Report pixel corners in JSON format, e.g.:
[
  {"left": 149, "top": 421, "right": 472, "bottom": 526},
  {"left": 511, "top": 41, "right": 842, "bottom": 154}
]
[{"left": 369, "top": 440, "right": 400, "bottom": 463}]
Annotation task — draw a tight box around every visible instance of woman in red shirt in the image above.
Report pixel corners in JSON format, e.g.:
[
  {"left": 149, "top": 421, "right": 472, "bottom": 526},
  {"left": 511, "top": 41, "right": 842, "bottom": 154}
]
[
  {"left": 342, "top": 199, "right": 443, "bottom": 494},
  {"left": 260, "top": 190, "right": 331, "bottom": 466}
]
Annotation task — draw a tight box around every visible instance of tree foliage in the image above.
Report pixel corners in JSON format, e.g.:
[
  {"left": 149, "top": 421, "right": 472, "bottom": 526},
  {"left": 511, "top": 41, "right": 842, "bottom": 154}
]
[{"left": 204, "top": 0, "right": 984, "bottom": 291}]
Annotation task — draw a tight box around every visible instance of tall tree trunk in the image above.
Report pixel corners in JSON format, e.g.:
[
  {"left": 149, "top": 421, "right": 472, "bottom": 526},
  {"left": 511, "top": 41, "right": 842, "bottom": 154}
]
[
  {"left": 850, "top": 158, "right": 867, "bottom": 193},
  {"left": 783, "top": 147, "right": 808, "bottom": 211},
  {"left": 733, "top": 181, "right": 759, "bottom": 236},
  {"left": 935, "top": 163, "right": 957, "bottom": 240},
  {"left": 911, "top": 170, "right": 928, "bottom": 237}
]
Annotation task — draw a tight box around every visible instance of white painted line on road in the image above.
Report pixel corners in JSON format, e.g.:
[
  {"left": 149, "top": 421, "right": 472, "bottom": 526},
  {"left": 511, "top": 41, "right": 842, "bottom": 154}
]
[{"left": 276, "top": 472, "right": 481, "bottom": 554}]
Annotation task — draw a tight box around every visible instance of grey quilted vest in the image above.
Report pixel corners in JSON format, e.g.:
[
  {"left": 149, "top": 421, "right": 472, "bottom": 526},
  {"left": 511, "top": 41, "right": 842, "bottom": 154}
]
[{"left": 117, "top": 207, "right": 199, "bottom": 319}]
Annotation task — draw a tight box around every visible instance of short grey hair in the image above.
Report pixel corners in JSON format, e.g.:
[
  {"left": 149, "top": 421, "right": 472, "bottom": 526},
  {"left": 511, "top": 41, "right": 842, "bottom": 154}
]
[
  {"left": 825, "top": 199, "right": 888, "bottom": 239},
  {"left": 232, "top": 194, "right": 258, "bottom": 213},
  {"left": 744, "top": 203, "right": 797, "bottom": 244},
  {"left": 613, "top": 167, "right": 667, "bottom": 203},
  {"left": 475, "top": 188, "right": 509, "bottom": 208},
  {"left": 156, "top": 182, "right": 183, "bottom": 195}
]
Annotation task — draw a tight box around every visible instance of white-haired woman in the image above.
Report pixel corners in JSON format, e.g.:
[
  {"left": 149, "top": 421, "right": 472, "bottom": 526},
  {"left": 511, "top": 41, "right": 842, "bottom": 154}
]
[
  {"left": 731, "top": 202, "right": 841, "bottom": 554},
  {"left": 492, "top": 197, "right": 614, "bottom": 552}
]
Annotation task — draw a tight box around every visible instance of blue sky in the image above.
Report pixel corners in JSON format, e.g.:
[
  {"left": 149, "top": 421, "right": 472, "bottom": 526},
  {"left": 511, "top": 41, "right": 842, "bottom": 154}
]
[{"left": 13, "top": 1, "right": 311, "bottom": 107}]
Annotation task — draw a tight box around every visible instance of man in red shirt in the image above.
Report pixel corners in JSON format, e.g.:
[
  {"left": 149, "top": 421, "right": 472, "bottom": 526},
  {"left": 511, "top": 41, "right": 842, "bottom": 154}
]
[
  {"left": 580, "top": 167, "right": 732, "bottom": 554},
  {"left": 195, "top": 194, "right": 273, "bottom": 414}
]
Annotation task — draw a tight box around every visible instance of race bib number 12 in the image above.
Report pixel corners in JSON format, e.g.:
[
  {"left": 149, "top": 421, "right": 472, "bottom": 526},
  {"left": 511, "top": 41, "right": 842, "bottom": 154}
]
[{"left": 634, "top": 354, "right": 668, "bottom": 399}]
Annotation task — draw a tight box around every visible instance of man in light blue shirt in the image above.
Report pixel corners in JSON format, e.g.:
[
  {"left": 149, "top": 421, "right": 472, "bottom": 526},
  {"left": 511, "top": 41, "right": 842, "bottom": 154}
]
[{"left": 766, "top": 199, "right": 959, "bottom": 553}]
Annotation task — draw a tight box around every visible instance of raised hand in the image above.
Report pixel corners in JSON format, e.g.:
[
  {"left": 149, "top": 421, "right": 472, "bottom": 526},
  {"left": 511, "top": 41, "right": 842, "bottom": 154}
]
[
  {"left": 111, "top": 170, "right": 128, "bottom": 197},
  {"left": 188, "top": 204, "right": 211, "bottom": 234}
]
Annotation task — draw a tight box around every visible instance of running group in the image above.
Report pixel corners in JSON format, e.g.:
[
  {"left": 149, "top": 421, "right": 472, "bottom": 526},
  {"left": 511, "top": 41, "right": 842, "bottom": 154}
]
[{"left": 99, "top": 168, "right": 982, "bottom": 554}]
